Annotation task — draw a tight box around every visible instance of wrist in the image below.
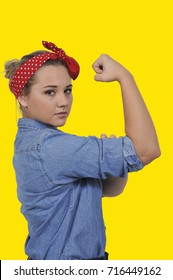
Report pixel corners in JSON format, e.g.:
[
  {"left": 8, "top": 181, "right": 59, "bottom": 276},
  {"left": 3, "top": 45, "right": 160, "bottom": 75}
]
[{"left": 117, "top": 69, "right": 133, "bottom": 84}]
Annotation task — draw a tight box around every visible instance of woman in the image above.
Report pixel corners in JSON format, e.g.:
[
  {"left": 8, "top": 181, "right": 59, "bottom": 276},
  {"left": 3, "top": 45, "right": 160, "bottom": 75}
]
[{"left": 5, "top": 41, "right": 160, "bottom": 260}]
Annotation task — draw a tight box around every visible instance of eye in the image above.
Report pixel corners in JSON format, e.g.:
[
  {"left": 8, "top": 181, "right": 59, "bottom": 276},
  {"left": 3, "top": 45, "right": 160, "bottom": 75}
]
[
  {"left": 44, "top": 90, "right": 56, "bottom": 96},
  {"left": 64, "top": 88, "right": 72, "bottom": 95}
]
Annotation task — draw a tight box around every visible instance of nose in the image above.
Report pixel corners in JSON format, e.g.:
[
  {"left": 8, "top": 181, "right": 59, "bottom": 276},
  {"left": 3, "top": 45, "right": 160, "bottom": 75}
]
[{"left": 56, "top": 92, "right": 68, "bottom": 108}]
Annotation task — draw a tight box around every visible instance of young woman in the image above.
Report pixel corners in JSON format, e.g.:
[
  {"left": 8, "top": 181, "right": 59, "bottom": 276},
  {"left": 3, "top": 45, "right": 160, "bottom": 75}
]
[{"left": 5, "top": 41, "right": 160, "bottom": 260}]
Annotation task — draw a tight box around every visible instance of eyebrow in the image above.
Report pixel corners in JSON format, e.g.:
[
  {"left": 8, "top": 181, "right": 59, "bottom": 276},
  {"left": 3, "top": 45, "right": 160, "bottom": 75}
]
[{"left": 43, "top": 84, "right": 72, "bottom": 89}]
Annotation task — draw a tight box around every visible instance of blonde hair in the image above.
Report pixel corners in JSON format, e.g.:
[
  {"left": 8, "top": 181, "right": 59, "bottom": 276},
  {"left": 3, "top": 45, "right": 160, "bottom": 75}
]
[{"left": 5, "top": 50, "right": 66, "bottom": 96}]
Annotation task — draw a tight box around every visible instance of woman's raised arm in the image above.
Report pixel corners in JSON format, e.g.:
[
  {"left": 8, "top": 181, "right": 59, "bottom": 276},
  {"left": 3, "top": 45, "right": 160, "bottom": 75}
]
[{"left": 92, "top": 54, "right": 161, "bottom": 165}]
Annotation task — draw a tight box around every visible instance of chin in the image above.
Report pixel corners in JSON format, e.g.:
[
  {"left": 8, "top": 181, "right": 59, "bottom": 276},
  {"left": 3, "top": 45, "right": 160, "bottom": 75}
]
[{"left": 52, "top": 120, "right": 67, "bottom": 127}]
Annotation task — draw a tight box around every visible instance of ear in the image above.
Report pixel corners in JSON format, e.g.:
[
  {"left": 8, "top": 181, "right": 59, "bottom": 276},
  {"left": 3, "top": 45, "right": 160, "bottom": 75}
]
[{"left": 17, "top": 93, "right": 28, "bottom": 107}]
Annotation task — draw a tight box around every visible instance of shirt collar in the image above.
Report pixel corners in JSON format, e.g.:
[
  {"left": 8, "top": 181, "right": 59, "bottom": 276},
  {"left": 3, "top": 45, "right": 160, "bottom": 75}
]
[{"left": 18, "top": 118, "right": 57, "bottom": 130}]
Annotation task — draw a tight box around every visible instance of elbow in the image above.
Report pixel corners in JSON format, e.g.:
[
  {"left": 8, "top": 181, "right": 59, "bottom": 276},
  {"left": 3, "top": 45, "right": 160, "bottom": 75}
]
[
  {"left": 114, "top": 187, "right": 125, "bottom": 197},
  {"left": 103, "top": 187, "right": 125, "bottom": 198},
  {"left": 103, "top": 180, "right": 127, "bottom": 197},
  {"left": 110, "top": 186, "right": 125, "bottom": 197},
  {"left": 102, "top": 176, "right": 128, "bottom": 197},
  {"left": 139, "top": 147, "right": 161, "bottom": 165}
]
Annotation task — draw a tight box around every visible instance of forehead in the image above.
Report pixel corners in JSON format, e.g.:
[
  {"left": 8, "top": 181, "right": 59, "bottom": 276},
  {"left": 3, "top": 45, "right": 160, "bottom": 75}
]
[{"left": 35, "top": 64, "right": 71, "bottom": 85}]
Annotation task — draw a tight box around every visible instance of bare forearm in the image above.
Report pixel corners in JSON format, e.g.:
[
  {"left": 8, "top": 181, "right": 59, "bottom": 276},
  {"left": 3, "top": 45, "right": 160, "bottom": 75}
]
[{"left": 119, "top": 71, "right": 161, "bottom": 165}]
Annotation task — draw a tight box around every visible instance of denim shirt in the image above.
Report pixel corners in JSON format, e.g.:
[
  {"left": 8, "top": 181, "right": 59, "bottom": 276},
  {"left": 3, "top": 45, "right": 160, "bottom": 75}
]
[{"left": 13, "top": 118, "right": 144, "bottom": 260}]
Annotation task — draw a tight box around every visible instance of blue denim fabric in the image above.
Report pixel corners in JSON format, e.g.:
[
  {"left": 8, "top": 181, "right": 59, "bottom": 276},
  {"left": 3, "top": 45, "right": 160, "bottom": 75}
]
[{"left": 13, "top": 118, "right": 144, "bottom": 260}]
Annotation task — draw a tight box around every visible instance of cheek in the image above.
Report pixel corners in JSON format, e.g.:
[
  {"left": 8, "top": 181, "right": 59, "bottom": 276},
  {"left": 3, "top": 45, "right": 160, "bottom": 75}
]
[
  {"left": 69, "top": 96, "right": 73, "bottom": 106},
  {"left": 29, "top": 96, "right": 52, "bottom": 112}
]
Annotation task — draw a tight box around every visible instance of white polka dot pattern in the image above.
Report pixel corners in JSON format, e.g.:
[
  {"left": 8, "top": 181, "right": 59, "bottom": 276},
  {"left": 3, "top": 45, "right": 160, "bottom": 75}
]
[{"left": 9, "top": 41, "right": 80, "bottom": 98}]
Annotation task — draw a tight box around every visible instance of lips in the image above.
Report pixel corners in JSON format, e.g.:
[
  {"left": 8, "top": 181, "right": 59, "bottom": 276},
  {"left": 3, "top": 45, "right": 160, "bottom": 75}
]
[{"left": 54, "top": 112, "right": 68, "bottom": 117}]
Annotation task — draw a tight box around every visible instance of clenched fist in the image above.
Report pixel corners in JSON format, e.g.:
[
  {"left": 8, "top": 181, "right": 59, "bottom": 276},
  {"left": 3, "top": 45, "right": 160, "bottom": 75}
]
[{"left": 92, "top": 54, "right": 130, "bottom": 83}]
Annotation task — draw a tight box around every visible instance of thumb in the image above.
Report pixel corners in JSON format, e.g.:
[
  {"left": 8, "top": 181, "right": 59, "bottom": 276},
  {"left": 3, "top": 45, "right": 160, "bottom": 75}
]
[
  {"left": 94, "top": 73, "right": 104, "bottom": 81},
  {"left": 93, "top": 66, "right": 104, "bottom": 81},
  {"left": 92, "top": 58, "right": 105, "bottom": 81}
]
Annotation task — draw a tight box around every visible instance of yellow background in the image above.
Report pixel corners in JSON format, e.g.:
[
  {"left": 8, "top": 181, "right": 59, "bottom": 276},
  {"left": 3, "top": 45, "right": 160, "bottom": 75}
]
[{"left": 0, "top": 0, "right": 172, "bottom": 260}]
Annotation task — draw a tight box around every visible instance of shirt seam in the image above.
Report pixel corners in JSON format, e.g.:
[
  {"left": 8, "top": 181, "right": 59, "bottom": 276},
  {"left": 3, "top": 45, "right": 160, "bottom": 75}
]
[{"left": 36, "top": 131, "right": 60, "bottom": 187}]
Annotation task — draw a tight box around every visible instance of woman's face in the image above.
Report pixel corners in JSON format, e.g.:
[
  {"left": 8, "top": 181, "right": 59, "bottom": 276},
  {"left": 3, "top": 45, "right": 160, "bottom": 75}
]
[{"left": 19, "top": 65, "right": 73, "bottom": 127}]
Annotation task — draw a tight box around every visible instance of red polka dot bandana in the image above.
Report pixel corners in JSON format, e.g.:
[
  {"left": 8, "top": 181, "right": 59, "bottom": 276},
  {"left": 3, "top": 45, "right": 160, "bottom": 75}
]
[{"left": 9, "top": 41, "right": 80, "bottom": 98}]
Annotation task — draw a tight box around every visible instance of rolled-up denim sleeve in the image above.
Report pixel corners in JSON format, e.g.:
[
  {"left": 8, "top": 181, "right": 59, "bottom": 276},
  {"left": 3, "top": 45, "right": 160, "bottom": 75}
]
[
  {"left": 123, "top": 136, "right": 144, "bottom": 173},
  {"left": 99, "top": 135, "right": 144, "bottom": 179},
  {"left": 42, "top": 132, "right": 144, "bottom": 183}
]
